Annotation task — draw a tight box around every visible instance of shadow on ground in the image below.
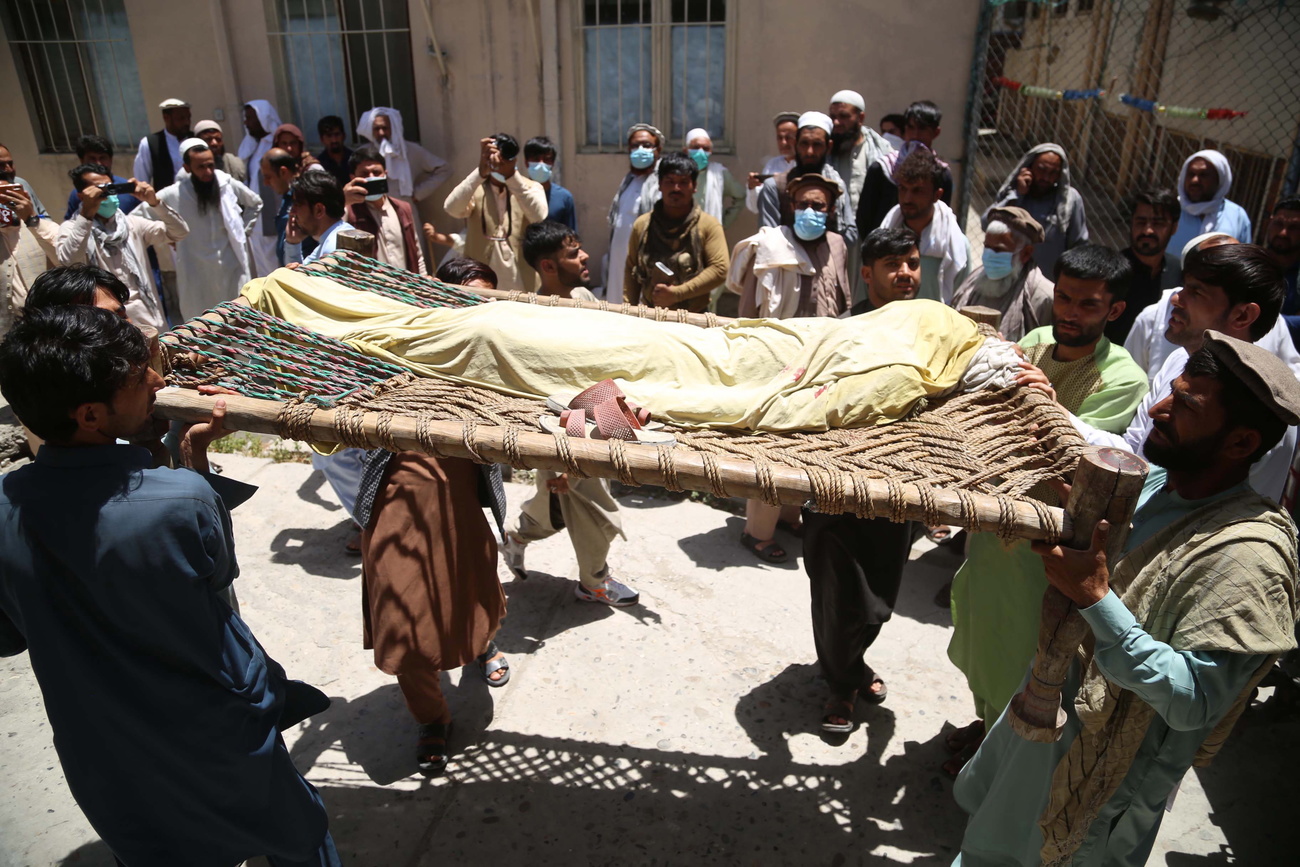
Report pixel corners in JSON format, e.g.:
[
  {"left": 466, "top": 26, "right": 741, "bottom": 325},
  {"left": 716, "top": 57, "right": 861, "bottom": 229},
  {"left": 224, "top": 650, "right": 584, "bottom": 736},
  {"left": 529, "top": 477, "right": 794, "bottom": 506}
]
[
  {"left": 677, "top": 515, "right": 804, "bottom": 572},
  {"left": 269, "top": 519, "right": 362, "bottom": 581}
]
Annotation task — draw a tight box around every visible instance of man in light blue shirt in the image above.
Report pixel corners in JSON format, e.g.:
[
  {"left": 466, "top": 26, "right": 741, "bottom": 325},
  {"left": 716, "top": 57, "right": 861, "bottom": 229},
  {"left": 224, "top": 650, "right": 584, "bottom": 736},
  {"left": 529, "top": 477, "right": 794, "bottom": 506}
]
[
  {"left": 289, "top": 170, "right": 354, "bottom": 265},
  {"left": 1166, "top": 149, "right": 1253, "bottom": 257},
  {"left": 952, "top": 332, "right": 1300, "bottom": 866}
]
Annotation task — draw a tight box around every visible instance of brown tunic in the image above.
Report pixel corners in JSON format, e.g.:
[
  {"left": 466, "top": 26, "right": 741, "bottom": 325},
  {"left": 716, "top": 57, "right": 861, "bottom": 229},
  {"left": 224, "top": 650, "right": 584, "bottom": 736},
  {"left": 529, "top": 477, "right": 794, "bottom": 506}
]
[{"left": 360, "top": 452, "right": 504, "bottom": 674}]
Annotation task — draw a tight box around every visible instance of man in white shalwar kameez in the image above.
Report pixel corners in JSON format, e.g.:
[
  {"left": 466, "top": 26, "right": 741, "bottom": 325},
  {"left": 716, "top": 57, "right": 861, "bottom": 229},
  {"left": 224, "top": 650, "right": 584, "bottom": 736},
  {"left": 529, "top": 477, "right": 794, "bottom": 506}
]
[
  {"left": 148, "top": 139, "right": 260, "bottom": 322},
  {"left": 237, "top": 100, "right": 283, "bottom": 278}
]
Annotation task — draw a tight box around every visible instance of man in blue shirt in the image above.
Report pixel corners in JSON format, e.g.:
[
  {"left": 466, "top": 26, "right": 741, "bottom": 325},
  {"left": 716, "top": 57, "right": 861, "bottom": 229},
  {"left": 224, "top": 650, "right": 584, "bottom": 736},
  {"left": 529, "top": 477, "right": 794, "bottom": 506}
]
[
  {"left": 290, "top": 171, "right": 353, "bottom": 264},
  {"left": 524, "top": 135, "right": 576, "bottom": 231},
  {"left": 0, "top": 306, "right": 340, "bottom": 867},
  {"left": 62, "top": 134, "right": 141, "bottom": 220}
]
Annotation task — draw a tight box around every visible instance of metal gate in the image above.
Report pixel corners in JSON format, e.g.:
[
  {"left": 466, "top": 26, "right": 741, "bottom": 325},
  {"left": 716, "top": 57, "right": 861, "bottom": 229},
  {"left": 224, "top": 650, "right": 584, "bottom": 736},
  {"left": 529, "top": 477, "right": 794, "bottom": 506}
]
[{"left": 959, "top": 0, "right": 1300, "bottom": 255}]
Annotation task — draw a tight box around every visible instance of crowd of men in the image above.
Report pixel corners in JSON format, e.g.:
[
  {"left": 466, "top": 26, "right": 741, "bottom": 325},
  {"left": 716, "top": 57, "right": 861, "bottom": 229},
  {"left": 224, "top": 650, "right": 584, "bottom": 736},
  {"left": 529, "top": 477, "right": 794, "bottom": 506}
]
[{"left": 0, "top": 85, "right": 1299, "bottom": 867}]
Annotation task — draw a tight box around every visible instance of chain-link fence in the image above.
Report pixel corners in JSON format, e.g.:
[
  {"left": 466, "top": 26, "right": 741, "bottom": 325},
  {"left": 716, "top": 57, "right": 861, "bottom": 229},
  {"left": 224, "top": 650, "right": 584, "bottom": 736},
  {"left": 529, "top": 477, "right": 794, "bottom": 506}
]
[{"left": 961, "top": 0, "right": 1300, "bottom": 257}]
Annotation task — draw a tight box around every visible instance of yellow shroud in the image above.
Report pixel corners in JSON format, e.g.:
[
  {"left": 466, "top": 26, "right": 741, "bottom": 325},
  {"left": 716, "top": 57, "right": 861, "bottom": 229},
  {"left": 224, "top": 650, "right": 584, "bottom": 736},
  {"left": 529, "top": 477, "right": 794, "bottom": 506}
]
[{"left": 242, "top": 270, "right": 984, "bottom": 433}]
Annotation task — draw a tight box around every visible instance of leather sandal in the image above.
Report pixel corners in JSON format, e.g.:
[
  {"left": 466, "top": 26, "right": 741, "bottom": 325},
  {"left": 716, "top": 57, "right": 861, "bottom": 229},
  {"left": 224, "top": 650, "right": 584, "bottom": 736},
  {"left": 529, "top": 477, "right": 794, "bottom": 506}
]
[
  {"left": 416, "top": 720, "right": 453, "bottom": 776},
  {"left": 477, "top": 641, "right": 510, "bottom": 688},
  {"left": 740, "top": 532, "right": 787, "bottom": 563}
]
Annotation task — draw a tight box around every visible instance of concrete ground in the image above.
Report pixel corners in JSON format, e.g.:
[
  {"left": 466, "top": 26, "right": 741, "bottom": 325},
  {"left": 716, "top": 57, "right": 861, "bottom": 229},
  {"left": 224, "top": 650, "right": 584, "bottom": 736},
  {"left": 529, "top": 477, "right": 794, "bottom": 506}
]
[{"left": 1, "top": 451, "right": 1297, "bottom": 866}]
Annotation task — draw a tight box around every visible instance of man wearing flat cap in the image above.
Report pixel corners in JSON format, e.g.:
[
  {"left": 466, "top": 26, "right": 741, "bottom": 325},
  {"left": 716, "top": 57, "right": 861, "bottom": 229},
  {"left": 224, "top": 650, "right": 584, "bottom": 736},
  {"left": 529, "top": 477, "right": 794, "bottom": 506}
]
[
  {"left": 952, "top": 331, "right": 1300, "bottom": 866},
  {"left": 133, "top": 97, "right": 192, "bottom": 187},
  {"left": 951, "top": 206, "right": 1054, "bottom": 342}
]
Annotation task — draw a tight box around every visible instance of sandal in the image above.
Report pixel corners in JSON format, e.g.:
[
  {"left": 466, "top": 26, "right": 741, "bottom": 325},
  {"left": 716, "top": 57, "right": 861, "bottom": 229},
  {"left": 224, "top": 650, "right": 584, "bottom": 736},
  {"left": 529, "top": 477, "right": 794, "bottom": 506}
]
[
  {"left": 541, "top": 380, "right": 675, "bottom": 445},
  {"left": 944, "top": 719, "right": 985, "bottom": 754},
  {"left": 861, "top": 670, "right": 888, "bottom": 705},
  {"left": 924, "top": 524, "right": 955, "bottom": 544},
  {"left": 477, "top": 641, "right": 510, "bottom": 688},
  {"left": 776, "top": 518, "right": 804, "bottom": 539},
  {"left": 740, "top": 532, "right": 787, "bottom": 563},
  {"left": 416, "top": 720, "right": 453, "bottom": 776},
  {"left": 821, "top": 694, "right": 856, "bottom": 734}
]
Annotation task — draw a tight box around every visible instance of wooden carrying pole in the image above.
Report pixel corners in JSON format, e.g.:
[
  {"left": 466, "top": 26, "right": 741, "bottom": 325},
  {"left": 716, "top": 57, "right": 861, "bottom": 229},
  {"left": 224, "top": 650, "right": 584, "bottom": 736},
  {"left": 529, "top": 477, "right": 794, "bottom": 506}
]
[
  {"left": 153, "top": 389, "right": 1070, "bottom": 542},
  {"left": 1008, "top": 447, "right": 1148, "bottom": 742}
]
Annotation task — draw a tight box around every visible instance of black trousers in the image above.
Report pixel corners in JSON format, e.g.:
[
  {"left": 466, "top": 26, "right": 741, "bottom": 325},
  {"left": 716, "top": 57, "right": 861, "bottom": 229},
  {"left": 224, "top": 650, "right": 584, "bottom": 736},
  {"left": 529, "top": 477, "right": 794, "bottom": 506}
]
[{"left": 802, "top": 509, "right": 918, "bottom": 696}]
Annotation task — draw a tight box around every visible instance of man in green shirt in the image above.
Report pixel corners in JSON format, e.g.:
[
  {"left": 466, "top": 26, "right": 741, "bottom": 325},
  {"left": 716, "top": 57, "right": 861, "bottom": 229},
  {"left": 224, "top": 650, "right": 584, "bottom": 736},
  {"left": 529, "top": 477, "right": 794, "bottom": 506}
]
[{"left": 945, "top": 244, "right": 1149, "bottom": 773}]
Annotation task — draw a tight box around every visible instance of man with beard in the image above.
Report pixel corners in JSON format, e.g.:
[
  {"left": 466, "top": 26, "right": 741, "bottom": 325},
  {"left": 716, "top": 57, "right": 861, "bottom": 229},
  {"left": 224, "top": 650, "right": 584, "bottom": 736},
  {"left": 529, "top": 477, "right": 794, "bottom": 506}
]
[
  {"left": 1108, "top": 186, "right": 1181, "bottom": 344},
  {"left": 500, "top": 220, "right": 639, "bottom": 607},
  {"left": 756, "top": 112, "right": 855, "bottom": 249},
  {"left": 827, "top": 89, "right": 893, "bottom": 218},
  {"left": 806, "top": 227, "right": 921, "bottom": 736},
  {"left": 880, "top": 147, "right": 967, "bottom": 304},
  {"left": 132, "top": 97, "right": 191, "bottom": 187},
  {"left": 193, "top": 120, "right": 247, "bottom": 184},
  {"left": 237, "top": 99, "right": 284, "bottom": 277},
  {"left": 945, "top": 244, "right": 1148, "bottom": 776},
  {"left": 315, "top": 115, "right": 353, "bottom": 188},
  {"left": 259, "top": 148, "right": 310, "bottom": 267},
  {"left": 1265, "top": 195, "right": 1300, "bottom": 349},
  {"left": 985, "top": 143, "right": 1088, "bottom": 276},
  {"left": 1070, "top": 243, "right": 1292, "bottom": 502},
  {"left": 57, "top": 165, "right": 187, "bottom": 331},
  {"left": 623, "top": 152, "right": 729, "bottom": 312},
  {"left": 855, "top": 100, "right": 953, "bottom": 237},
  {"left": 0, "top": 143, "right": 59, "bottom": 331},
  {"left": 953, "top": 333, "right": 1300, "bottom": 867},
  {"left": 1167, "top": 149, "right": 1253, "bottom": 257},
  {"left": 149, "top": 140, "right": 260, "bottom": 321},
  {"left": 951, "top": 206, "right": 1053, "bottom": 342}
]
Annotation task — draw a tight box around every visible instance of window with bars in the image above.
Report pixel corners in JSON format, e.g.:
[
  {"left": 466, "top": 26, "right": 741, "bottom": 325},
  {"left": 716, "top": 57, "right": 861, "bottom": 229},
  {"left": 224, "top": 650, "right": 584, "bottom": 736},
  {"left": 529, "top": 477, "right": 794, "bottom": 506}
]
[
  {"left": 268, "top": 0, "right": 418, "bottom": 146},
  {"left": 580, "top": 0, "right": 731, "bottom": 151},
  {"left": 1, "top": 0, "right": 148, "bottom": 154}
]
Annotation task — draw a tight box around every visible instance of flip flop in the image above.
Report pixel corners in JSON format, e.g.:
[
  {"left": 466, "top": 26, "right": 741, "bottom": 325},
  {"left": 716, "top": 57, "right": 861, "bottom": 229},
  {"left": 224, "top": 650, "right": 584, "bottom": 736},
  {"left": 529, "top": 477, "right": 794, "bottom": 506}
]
[{"left": 740, "top": 532, "right": 787, "bottom": 563}]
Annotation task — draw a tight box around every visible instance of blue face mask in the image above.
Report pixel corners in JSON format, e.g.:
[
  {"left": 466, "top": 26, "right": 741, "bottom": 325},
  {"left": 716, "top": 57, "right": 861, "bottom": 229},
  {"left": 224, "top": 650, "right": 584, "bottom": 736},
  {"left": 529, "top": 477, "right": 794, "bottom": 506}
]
[
  {"left": 527, "top": 161, "right": 553, "bottom": 183},
  {"left": 688, "top": 148, "right": 710, "bottom": 171},
  {"left": 96, "top": 194, "right": 120, "bottom": 219},
  {"left": 793, "top": 207, "right": 828, "bottom": 241},
  {"left": 489, "top": 171, "right": 507, "bottom": 184},
  {"left": 629, "top": 146, "right": 656, "bottom": 170},
  {"left": 982, "top": 248, "right": 1016, "bottom": 280}
]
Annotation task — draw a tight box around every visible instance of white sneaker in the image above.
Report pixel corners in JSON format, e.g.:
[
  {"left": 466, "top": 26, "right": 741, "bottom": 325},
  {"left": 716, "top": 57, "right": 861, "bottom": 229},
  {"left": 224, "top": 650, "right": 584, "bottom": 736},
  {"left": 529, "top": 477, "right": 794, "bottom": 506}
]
[
  {"left": 574, "top": 574, "right": 640, "bottom": 607},
  {"left": 502, "top": 534, "right": 528, "bottom": 580}
]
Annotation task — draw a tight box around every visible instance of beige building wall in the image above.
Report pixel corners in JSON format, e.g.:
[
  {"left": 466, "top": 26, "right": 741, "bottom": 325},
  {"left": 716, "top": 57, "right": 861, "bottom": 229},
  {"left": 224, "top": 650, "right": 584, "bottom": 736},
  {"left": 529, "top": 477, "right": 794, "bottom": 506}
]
[{"left": 1, "top": 0, "right": 980, "bottom": 277}]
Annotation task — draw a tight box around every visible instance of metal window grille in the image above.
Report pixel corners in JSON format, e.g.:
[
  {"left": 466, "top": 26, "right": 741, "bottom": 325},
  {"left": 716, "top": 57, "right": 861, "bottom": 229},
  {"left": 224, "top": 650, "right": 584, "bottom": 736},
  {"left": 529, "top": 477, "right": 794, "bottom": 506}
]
[
  {"left": 580, "top": 0, "right": 731, "bottom": 151},
  {"left": 962, "top": 0, "right": 1300, "bottom": 258},
  {"left": 268, "top": 0, "right": 418, "bottom": 146},
  {"left": 0, "top": 0, "right": 148, "bottom": 154}
]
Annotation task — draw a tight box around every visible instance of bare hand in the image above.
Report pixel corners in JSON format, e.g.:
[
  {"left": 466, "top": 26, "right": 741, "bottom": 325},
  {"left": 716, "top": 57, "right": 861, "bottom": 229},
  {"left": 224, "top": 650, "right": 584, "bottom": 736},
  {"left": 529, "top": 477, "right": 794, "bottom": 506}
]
[
  {"left": 133, "top": 178, "right": 159, "bottom": 207},
  {"left": 422, "top": 223, "right": 456, "bottom": 248},
  {"left": 342, "top": 177, "right": 369, "bottom": 206},
  {"left": 1015, "top": 360, "right": 1056, "bottom": 402},
  {"left": 0, "top": 186, "right": 35, "bottom": 221},
  {"left": 1030, "top": 520, "right": 1111, "bottom": 608},
  {"left": 747, "top": 171, "right": 763, "bottom": 190},
  {"left": 652, "top": 283, "right": 677, "bottom": 307},
  {"left": 78, "top": 183, "right": 106, "bottom": 217},
  {"left": 1014, "top": 167, "right": 1033, "bottom": 197},
  {"left": 300, "top": 152, "right": 320, "bottom": 170},
  {"left": 286, "top": 210, "right": 307, "bottom": 244},
  {"left": 179, "top": 398, "right": 230, "bottom": 473},
  {"left": 488, "top": 145, "right": 515, "bottom": 180},
  {"left": 478, "top": 138, "right": 497, "bottom": 179},
  {"left": 545, "top": 473, "right": 571, "bottom": 495}
]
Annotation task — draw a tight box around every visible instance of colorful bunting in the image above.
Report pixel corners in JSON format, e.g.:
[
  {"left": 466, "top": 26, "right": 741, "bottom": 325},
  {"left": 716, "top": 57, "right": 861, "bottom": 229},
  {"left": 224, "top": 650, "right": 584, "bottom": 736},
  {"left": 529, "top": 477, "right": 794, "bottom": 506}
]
[
  {"left": 1118, "top": 93, "right": 1247, "bottom": 120},
  {"left": 992, "top": 76, "right": 1105, "bottom": 101}
]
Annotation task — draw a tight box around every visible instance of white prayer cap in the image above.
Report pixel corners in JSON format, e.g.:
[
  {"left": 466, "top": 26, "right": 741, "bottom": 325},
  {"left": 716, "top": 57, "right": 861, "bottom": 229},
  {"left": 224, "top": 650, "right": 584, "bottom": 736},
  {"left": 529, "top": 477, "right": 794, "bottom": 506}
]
[
  {"left": 193, "top": 120, "right": 222, "bottom": 136},
  {"left": 179, "top": 137, "right": 209, "bottom": 158},
  {"left": 797, "top": 111, "right": 833, "bottom": 135},
  {"left": 1180, "top": 231, "right": 1237, "bottom": 266},
  {"left": 685, "top": 127, "right": 711, "bottom": 145},
  {"left": 159, "top": 97, "right": 190, "bottom": 110},
  {"left": 830, "top": 90, "right": 865, "bottom": 111}
]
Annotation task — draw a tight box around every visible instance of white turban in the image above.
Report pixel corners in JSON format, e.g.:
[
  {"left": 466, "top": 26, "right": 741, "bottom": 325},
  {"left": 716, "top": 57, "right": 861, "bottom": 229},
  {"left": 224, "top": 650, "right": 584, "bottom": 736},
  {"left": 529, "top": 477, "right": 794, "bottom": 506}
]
[
  {"left": 798, "top": 111, "right": 833, "bottom": 136},
  {"left": 1178, "top": 149, "right": 1234, "bottom": 218},
  {"left": 830, "top": 90, "right": 865, "bottom": 111}
]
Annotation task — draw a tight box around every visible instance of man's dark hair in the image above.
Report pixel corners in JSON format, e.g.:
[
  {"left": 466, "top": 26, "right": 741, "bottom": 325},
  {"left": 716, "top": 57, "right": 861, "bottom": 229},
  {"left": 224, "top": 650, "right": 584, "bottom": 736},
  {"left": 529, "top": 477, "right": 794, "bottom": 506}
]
[
  {"left": 0, "top": 305, "right": 149, "bottom": 442},
  {"left": 1183, "top": 345, "right": 1286, "bottom": 462},
  {"left": 880, "top": 113, "right": 906, "bottom": 131},
  {"left": 317, "top": 115, "right": 345, "bottom": 137},
  {"left": 894, "top": 148, "right": 944, "bottom": 191},
  {"left": 25, "top": 264, "right": 129, "bottom": 310},
  {"left": 522, "top": 220, "right": 580, "bottom": 271},
  {"left": 657, "top": 151, "right": 698, "bottom": 183},
  {"left": 491, "top": 133, "right": 520, "bottom": 162},
  {"left": 1273, "top": 194, "right": 1300, "bottom": 215},
  {"left": 69, "top": 163, "right": 112, "bottom": 191},
  {"left": 182, "top": 142, "right": 211, "bottom": 163},
  {"left": 1130, "top": 186, "right": 1180, "bottom": 223},
  {"left": 524, "top": 136, "right": 557, "bottom": 162},
  {"left": 266, "top": 150, "right": 300, "bottom": 173},
  {"left": 1054, "top": 244, "right": 1133, "bottom": 302},
  {"left": 75, "top": 134, "right": 113, "bottom": 160},
  {"left": 290, "top": 171, "right": 345, "bottom": 219},
  {"left": 348, "top": 144, "right": 385, "bottom": 174},
  {"left": 436, "top": 256, "right": 498, "bottom": 289},
  {"left": 861, "top": 227, "right": 919, "bottom": 265},
  {"left": 904, "top": 100, "right": 942, "bottom": 130},
  {"left": 1182, "top": 243, "right": 1285, "bottom": 341}
]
